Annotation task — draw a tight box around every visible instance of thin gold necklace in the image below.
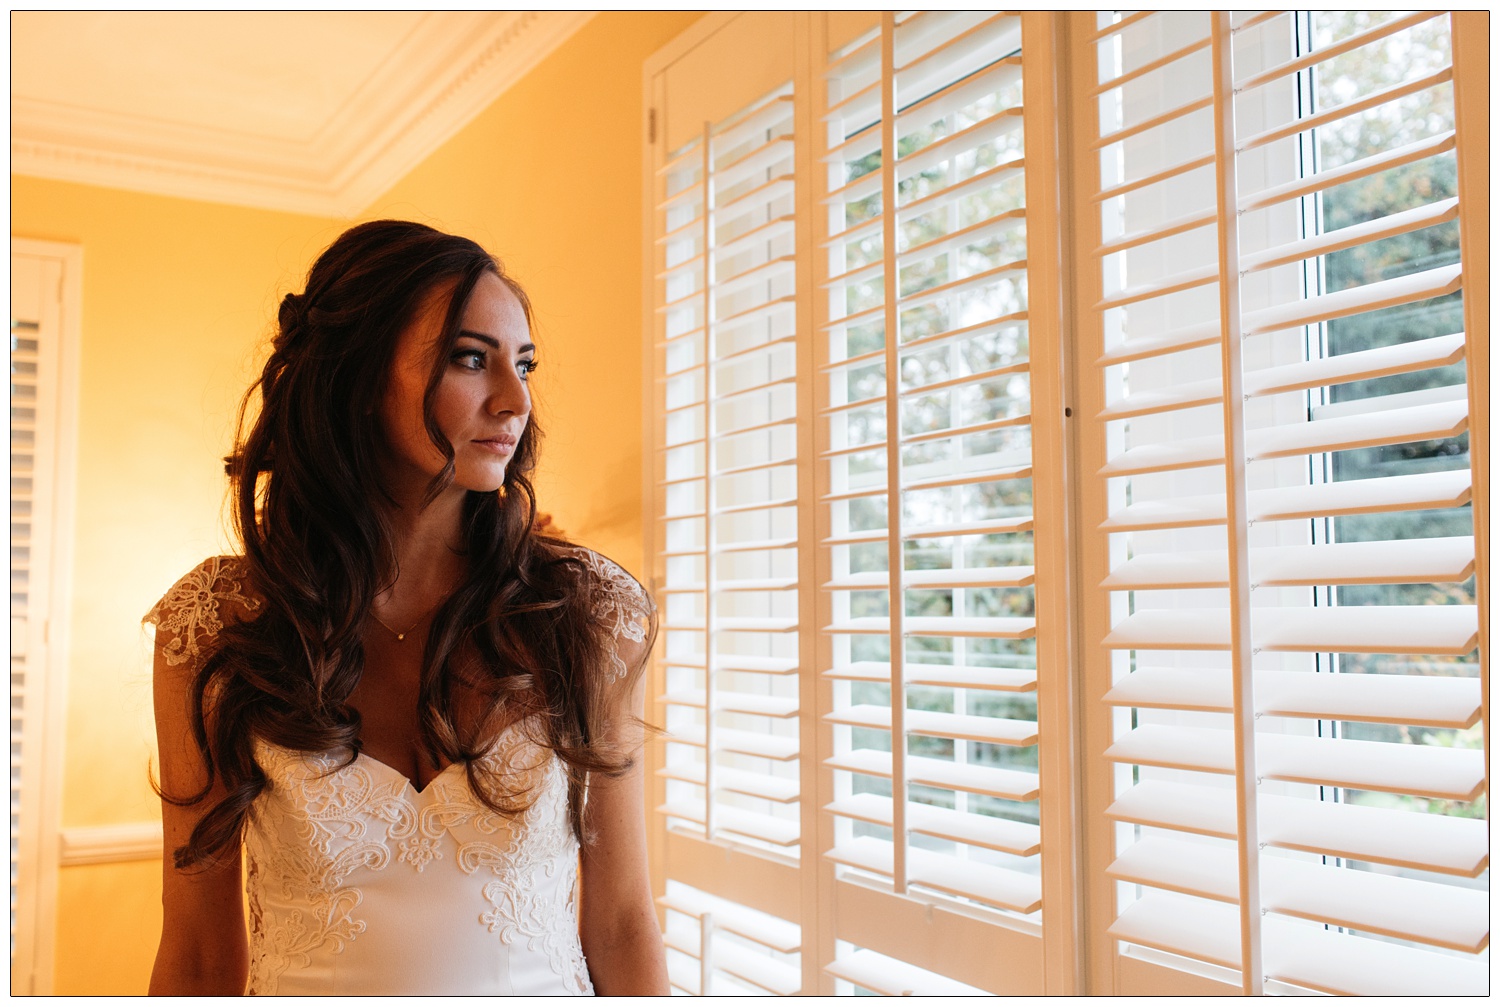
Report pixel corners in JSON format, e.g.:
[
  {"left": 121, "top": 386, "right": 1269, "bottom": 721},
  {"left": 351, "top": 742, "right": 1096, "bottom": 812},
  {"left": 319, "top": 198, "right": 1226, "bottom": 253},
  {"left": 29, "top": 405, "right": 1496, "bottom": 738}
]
[{"left": 370, "top": 597, "right": 448, "bottom": 642}]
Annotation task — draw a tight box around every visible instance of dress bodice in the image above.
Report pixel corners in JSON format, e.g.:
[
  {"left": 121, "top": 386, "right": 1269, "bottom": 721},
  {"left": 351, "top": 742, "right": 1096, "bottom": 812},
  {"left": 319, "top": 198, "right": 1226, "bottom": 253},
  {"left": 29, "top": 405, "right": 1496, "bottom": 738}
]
[
  {"left": 146, "top": 552, "right": 652, "bottom": 996},
  {"left": 244, "top": 728, "right": 589, "bottom": 995}
]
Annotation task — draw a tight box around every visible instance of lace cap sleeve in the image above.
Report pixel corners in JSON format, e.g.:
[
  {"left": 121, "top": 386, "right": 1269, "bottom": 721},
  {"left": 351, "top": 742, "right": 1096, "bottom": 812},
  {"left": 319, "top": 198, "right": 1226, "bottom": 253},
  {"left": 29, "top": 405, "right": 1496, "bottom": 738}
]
[
  {"left": 580, "top": 550, "right": 654, "bottom": 682},
  {"left": 144, "top": 556, "right": 261, "bottom": 668}
]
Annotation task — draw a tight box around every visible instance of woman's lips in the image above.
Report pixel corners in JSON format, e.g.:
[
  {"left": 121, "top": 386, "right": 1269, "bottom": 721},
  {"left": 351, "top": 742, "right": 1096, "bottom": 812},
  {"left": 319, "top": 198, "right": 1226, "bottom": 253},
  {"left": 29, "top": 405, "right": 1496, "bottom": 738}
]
[{"left": 473, "top": 435, "right": 518, "bottom": 454}]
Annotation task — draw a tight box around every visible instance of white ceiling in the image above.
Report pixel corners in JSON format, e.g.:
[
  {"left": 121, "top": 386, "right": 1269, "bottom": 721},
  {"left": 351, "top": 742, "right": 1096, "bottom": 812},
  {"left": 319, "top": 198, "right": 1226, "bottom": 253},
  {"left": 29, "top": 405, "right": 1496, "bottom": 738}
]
[{"left": 11, "top": 11, "right": 593, "bottom": 217}]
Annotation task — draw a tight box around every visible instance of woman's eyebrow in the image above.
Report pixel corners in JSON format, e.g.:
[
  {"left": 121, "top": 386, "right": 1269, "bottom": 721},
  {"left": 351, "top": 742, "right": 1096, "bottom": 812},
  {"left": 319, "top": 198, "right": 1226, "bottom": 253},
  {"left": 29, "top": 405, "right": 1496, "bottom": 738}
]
[
  {"left": 457, "top": 329, "right": 500, "bottom": 348},
  {"left": 456, "top": 332, "right": 536, "bottom": 356}
]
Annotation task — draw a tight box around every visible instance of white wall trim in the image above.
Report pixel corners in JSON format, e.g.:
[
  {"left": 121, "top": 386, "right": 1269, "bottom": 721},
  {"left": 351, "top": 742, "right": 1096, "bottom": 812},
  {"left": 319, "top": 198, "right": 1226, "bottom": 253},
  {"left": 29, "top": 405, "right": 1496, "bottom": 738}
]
[
  {"left": 11, "top": 12, "right": 593, "bottom": 218},
  {"left": 58, "top": 822, "right": 165, "bottom": 868},
  {"left": 10, "top": 237, "right": 83, "bottom": 996}
]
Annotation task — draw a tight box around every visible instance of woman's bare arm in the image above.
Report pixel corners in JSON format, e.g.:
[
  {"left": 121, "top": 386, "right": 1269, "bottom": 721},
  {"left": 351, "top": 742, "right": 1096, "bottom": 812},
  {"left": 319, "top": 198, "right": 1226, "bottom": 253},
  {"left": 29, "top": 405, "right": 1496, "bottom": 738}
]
[
  {"left": 578, "top": 653, "right": 669, "bottom": 996},
  {"left": 148, "top": 632, "right": 248, "bottom": 995}
]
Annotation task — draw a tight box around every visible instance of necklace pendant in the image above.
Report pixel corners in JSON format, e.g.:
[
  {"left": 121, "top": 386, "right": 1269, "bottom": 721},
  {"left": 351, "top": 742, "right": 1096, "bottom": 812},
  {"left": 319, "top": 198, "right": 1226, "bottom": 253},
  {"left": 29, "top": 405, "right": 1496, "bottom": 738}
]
[{"left": 396, "top": 632, "right": 406, "bottom": 641}]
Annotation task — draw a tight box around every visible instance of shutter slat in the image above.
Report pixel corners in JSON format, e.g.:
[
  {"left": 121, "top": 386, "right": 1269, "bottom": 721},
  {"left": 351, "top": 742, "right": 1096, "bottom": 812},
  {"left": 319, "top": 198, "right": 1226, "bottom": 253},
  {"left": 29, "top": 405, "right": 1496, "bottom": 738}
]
[
  {"left": 1107, "top": 836, "right": 1237, "bottom": 901},
  {"left": 1244, "top": 263, "right": 1462, "bottom": 335},
  {"left": 896, "top": 158, "right": 1026, "bottom": 221},
  {"left": 827, "top": 566, "right": 1035, "bottom": 591},
  {"left": 715, "top": 214, "right": 796, "bottom": 259},
  {"left": 1239, "top": 131, "right": 1455, "bottom": 213},
  {"left": 1263, "top": 857, "right": 1488, "bottom": 954},
  {"left": 910, "top": 802, "right": 1040, "bottom": 856},
  {"left": 1098, "top": 376, "right": 1221, "bottom": 421},
  {"left": 1094, "top": 95, "right": 1214, "bottom": 151},
  {"left": 1106, "top": 779, "right": 1488, "bottom": 877},
  {"left": 903, "top": 517, "right": 1034, "bottom": 539},
  {"left": 1248, "top": 469, "right": 1471, "bottom": 521},
  {"left": 1243, "top": 331, "right": 1466, "bottom": 398},
  {"left": 1110, "top": 892, "right": 1489, "bottom": 994},
  {"left": 1095, "top": 264, "right": 1219, "bottom": 312},
  {"left": 1259, "top": 733, "right": 1485, "bottom": 802},
  {"left": 661, "top": 801, "right": 800, "bottom": 847},
  {"left": 1248, "top": 397, "right": 1467, "bottom": 462},
  {"left": 824, "top": 705, "right": 1038, "bottom": 746},
  {"left": 1265, "top": 918, "right": 1489, "bottom": 997},
  {"left": 1242, "top": 197, "right": 1459, "bottom": 274},
  {"left": 903, "top": 460, "right": 1033, "bottom": 492},
  {"left": 823, "top": 661, "right": 1037, "bottom": 692},
  {"left": 1104, "top": 725, "right": 1236, "bottom": 774},
  {"left": 1095, "top": 208, "right": 1216, "bottom": 258},
  {"left": 712, "top": 943, "right": 802, "bottom": 995},
  {"left": 1105, "top": 536, "right": 1475, "bottom": 590},
  {"left": 1257, "top": 604, "right": 1478, "bottom": 655},
  {"left": 1107, "top": 891, "right": 1242, "bottom": 968},
  {"left": 1254, "top": 536, "right": 1474, "bottom": 586},
  {"left": 899, "top": 210, "right": 1026, "bottom": 270},
  {"left": 897, "top": 55, "right": 1023, "bottom": 136},
  {"left": 1108, "top": 726, "right": 1485, "bottom": 801},
  {"left": 1239, "top": 65, "right": 1452, "bottom": 154},
  {"left": 1111, "top": 836, "right": 1488, "bottom": 953},
  {"left": 714, "top": 136, "right": 795, "bottom": 192},
  {"left": 907, "top": 756, "right": 1039, "bottom": 802},
  {"left": 1234, "top": 11, "right": 1442, "bottom": 93},
  {"left": 900, "top": 412, "right": 1031, "bottom": 447},
  {"left": 658, "top": 890, "right": 801, "bottom": 953},
  {"left": 889, "top": 110, "right": 1027, "bottom": 184},
  {"left": 826, "top": 947, "right": 992, "bottom": 996},
  {"left": 908, "top": 850, "right": 1042, "bottom": 914},
  {"left": 1105, "top": 667, "right": 1482, "bottom": 729},
  {"left": 1105, "top": 605, "right": 1478, "bottom": 654},
  {"left": 717, "top": 691, "right": 799, "bottom": 717},
  {"left": 1099, "top": 432, "right": 1223, "bottom": 477}
]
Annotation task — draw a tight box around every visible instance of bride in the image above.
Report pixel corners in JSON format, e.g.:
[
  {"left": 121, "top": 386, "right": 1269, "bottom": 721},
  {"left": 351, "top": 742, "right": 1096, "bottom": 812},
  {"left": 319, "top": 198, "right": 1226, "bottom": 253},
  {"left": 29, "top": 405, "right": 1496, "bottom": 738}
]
[{"left": 146, "top": 220, "right": 668, "bottom": 995}]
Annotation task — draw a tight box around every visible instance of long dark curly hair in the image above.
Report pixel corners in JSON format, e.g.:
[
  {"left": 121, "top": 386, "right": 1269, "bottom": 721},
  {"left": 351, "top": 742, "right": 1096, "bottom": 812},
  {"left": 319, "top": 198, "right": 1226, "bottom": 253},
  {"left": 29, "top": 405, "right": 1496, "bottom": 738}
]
[{"left": 166, "top": 220, "right": 653, "bottom": 869}]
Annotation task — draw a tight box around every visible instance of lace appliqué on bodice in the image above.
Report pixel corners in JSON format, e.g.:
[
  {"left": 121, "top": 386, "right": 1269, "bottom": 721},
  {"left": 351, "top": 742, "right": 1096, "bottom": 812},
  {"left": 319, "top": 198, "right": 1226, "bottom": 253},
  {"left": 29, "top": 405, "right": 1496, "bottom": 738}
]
[{"left": 245, "top": 731, "right": 592, "bottom": 996}]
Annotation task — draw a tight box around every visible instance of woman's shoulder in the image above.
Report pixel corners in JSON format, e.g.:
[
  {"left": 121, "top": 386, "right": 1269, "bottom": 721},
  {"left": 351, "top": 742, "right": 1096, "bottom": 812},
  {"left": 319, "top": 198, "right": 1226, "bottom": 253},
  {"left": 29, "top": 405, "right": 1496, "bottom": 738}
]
[
  {"left": 558, "top": 546, "right": 652, "bottom": 613},
  {"left": 551, "top": 545, "right": 654, "bottom": 678},
  {"left": 144, "top": 555, "right": 263, "bottom": 669}
]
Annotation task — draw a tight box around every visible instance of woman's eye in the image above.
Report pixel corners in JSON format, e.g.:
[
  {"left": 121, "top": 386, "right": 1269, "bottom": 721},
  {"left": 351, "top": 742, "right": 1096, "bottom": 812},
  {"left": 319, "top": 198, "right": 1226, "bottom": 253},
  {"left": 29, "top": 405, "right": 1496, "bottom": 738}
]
[
  {"left": 518, "top": 359, "right": 539, "bottom": 381},
  {"left": 452, "top": 349, "right": 486, "bottom": 371}
]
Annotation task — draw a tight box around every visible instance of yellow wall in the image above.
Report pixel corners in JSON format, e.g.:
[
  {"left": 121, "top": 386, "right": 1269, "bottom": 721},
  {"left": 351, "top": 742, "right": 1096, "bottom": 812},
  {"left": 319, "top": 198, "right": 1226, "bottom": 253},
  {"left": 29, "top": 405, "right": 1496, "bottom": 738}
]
[
  {"left": 11, "top": 177, "right": 345, "bottom": 992},
  {"left": 12, "top": 9, "right": 701, "bottom": 993}
]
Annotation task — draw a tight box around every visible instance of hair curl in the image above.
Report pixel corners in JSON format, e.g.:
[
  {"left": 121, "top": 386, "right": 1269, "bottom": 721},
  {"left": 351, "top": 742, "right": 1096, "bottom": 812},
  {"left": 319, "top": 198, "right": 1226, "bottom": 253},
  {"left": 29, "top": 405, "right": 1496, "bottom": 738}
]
[{"left": 166, "top": 220, "right": 653, "bottom": 869}]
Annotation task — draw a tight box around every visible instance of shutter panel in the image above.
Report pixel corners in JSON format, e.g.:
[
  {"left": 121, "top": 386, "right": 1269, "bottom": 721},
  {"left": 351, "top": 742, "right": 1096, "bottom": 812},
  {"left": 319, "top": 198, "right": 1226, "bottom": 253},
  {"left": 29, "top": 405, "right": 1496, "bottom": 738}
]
[
  {"left": 647, "top": 12, "right": 811, "bottom": 995},
  {"left": 817, "top": 12, "right": 1066, "bottom": 992},
  {"left": 1073, "top": 10, "right": 1486, "bottom": 996}
]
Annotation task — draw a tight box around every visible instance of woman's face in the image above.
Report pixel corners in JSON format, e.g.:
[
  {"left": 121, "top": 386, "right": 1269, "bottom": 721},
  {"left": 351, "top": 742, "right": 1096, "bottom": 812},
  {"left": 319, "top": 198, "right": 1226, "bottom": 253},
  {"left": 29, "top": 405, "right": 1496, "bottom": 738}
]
[{"left": 379, "top": 271, "right": 534, "bottom": 502}]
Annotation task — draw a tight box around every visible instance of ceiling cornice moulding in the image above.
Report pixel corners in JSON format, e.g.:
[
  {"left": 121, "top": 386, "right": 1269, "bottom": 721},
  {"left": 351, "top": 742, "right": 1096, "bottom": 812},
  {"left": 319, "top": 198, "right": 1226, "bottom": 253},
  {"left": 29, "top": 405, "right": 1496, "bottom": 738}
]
[{"left": 11, "top": 11, "right": 594, "bottom": 219}]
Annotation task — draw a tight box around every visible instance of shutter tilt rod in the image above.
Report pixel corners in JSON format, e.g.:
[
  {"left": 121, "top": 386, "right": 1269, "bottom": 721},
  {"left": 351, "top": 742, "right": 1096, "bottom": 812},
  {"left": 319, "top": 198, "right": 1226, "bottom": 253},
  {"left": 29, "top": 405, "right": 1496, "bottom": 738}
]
[
  {"left": 879, "top": 10, "right": 910, "bottom": 896},
  {"left": 1210, "top": 11, "right": 1265, "bottom": 996}
]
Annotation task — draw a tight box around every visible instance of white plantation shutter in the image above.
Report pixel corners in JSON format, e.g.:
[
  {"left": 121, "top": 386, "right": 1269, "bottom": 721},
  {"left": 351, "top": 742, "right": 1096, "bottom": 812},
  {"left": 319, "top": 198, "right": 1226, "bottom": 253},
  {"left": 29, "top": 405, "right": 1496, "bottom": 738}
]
[
  {"left": 644, "top": 10, "right": 1486, "bottom": 996},
  {"left": 1070, "top": 9, "right": 1487, "bottom": 996},
  {"left": 816, "top": 12, "right": 1072, "bottom": 980},
  {"left": 645, "top": 12, "right": 813, "bottom": 995},
  {"left": 9, "top": 240, "right": 79, "bottom": 994}
]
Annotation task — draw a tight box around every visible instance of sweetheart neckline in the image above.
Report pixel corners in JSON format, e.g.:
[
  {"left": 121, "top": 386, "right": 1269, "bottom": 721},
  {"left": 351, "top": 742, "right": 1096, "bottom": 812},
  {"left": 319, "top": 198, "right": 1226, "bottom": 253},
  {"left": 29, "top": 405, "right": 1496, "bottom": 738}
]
[{"left": 354, "top": 750, "right": 463, "bottom": 795}]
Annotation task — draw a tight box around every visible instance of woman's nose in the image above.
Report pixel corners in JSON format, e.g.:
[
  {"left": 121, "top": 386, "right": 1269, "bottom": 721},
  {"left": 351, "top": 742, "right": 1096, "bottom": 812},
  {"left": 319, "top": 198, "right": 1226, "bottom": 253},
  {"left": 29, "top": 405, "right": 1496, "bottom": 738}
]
[{"left": 487, "top": 371, "right": 529, "bottom": 416}]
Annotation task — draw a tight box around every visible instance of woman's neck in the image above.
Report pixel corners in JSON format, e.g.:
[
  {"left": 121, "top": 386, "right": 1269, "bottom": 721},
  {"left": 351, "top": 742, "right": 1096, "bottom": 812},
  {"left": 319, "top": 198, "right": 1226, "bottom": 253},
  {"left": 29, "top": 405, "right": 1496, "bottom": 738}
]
[{"left": 379, "top": 489, "right": 469, "bottom": 615}]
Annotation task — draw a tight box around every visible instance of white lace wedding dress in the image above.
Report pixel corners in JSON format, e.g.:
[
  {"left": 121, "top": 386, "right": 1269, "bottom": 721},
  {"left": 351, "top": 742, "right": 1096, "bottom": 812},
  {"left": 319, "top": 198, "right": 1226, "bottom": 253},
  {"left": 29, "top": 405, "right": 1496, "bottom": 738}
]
[{"left": 147, "top": 552, "right": 650, "bottom": 996}]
